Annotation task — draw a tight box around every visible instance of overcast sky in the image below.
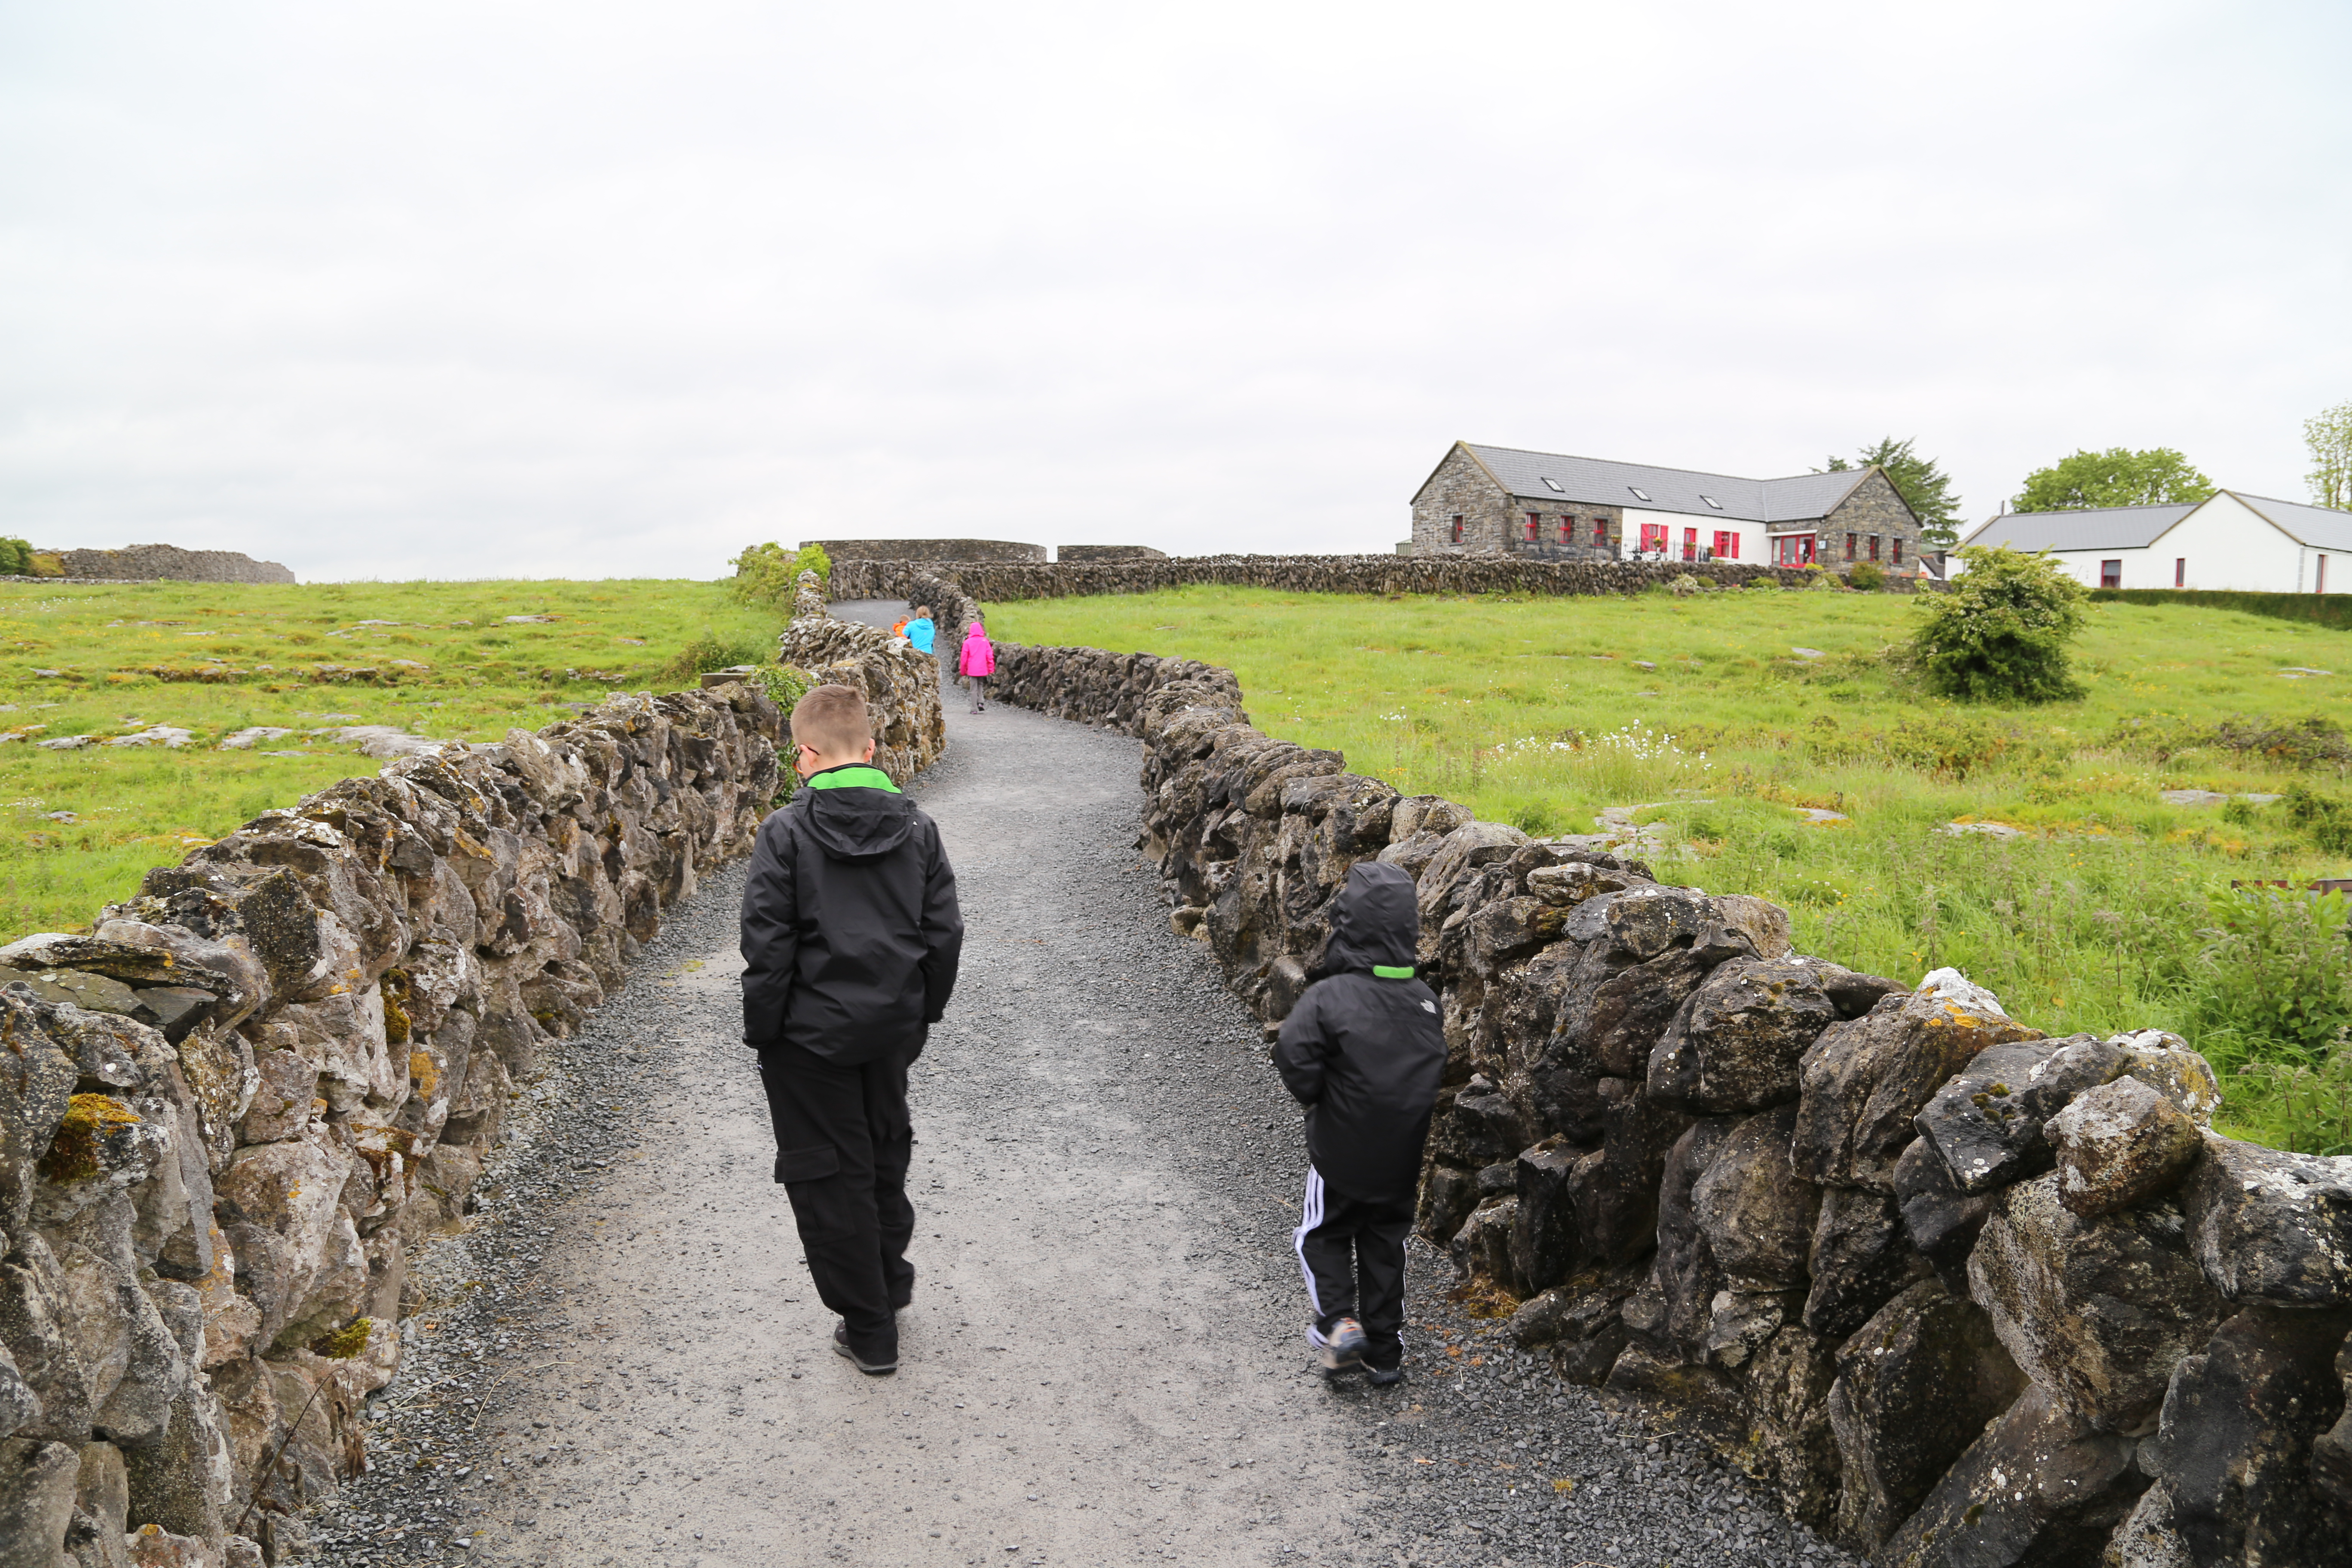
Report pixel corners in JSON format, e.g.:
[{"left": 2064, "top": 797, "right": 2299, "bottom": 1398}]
[{"left": 2, "top": 1, "right": 2346, "bottom": 580}]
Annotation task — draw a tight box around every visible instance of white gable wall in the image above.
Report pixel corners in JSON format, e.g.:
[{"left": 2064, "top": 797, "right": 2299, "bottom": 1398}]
[
  {"left": 1621, "top": 507, "right": 1767, "bottom": 563},
  {"left": 2147, "top": 493, "right": 2315, "bottom": 591}
]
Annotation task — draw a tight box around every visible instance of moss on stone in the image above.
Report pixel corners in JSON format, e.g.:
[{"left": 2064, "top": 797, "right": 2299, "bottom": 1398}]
[
  {"left": 37, "top": 1092, "right": 141, "bottom": 1184},
  {"left": 309, "top": 1317, "right": 374, "bottom": 1359}
]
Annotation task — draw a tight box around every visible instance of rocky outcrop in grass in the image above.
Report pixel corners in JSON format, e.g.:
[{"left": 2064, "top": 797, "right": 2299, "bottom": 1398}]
[
  {"left": 988, "top": 637, "right": 2352, "bottom": 1568},
  {"left": 0, "top": 684, "right": 781, "bottom": 1566}
]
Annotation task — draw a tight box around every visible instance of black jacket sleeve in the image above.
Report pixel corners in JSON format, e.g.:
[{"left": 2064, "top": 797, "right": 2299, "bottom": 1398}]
[
  {"left": 1273, "top": 986, "right": 1335, "bottom": 1107},
  {"left": 917, "top": 821, "right": 964, "bottom": 1024},
  {"left": 739, "top": 812, "right": 799, "bottom": 1044}
]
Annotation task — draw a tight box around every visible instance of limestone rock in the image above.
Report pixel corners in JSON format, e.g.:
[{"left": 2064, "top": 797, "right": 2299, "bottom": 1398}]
[
  {"left": 1913, "top": 1036, "right": 2117, "bottom": 1196},
  {"left": 1805, "top": 1185, "right": 1929, "bottom": 1340},
  {"left": 1893, "top": 1134, "right": 1994, "bottom": 1298},
  {"left": 1693, "top": 1102, "right": 1819, "bottom": 1291},
  {"left": 2144, "top": 1305, "right": 2352, "bottom": 1566},
  {"left": 1448, "top": 1199, "right": 1519, "bottom": 1294},
  {"left": 2107, "top": 1030, "right": 2222, "bottom": 1126},
  {"left": 2047, "top": 1077, "right": 2203, "bottom": 1219},
  {"left": 1742, "top": 1324, "right": 1842, "bottom": 1527},
  {"left": 1966, "top": 1174, "right": 2223, "bottom": 1434},
  {"left": 1571, "top": 1089, "right": 1692, "bottom": 1265},
  {"left": 0, "top": 1436, "right": 80, "bottom": 1568},
  {"left": 1649, "top": 1117, "right": 1736, "bottom": 1357},
  {"left": 1561, "top": 884, "right": 1711, "bottom": 965},
  {"left": 1509, "top": 1141, "right": 1581, "bottom": 1292},
  {"left": 1549, "top": 946, "right": 1710, "bottom": 1079},
  {"left": 1648, "top": 956, "right": 1839, "bottom": 1114},
  {"left": 2181, "top": 1135, "right": 2352, "bottom": 1307},
  {"left": 1689, "top": 893, "right": 1793, "bottom": 965},
  {"left": 1828, "top": 1278, "right": 2027, "bottom": 1550},
  {"left": 2306, "top": 1330, "right": 2352, "bottom": 1520},
  {"left": 1794, "top": 979, "right": 2043, "bottom": 1191},
  {"left": 1876, "top": 1384, "right": 2144, "bottom": 1567},
  {"left": 2100, "top": 1486, "right": 2192, "bottom": 1568},
  {"left": 1523, "top": 861, "right": 1632, "bottom": 909}
]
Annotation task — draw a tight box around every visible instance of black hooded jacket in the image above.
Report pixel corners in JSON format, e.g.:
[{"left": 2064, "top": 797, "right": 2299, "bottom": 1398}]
[
  {"left": 1274, "top": 862, "right": 1448, "bottom": 1201},
  {"left": 740, "top": 764, "right": 963, "bottom": 1064}
]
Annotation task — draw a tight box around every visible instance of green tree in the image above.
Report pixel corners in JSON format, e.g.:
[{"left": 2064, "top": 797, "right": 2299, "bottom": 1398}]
[
  {"left": 0, "top": 538, "right": 29, "bottom": 576},
  {"left": 2014, "top": 447, "right": 2214, "bottom": 511},
  {"left": 2306, "top": 401, "right": 2352, "bottom": 511},
  {"left": 1824, "top": 438, "right": 1963, "bottom": 545},
  {"left": 1906, "top": 545, "right": 2089, "bottom": 703}
]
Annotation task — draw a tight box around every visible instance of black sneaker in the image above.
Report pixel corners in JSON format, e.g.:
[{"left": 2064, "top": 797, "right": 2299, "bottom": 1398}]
[
  {"left": 832, "top": 1323, "right": 897, "bottom": 1375},
  {"left": 1309, "top": 1317, "right": 1366, "bottom": 1372},
  {"left": 1364, "top": 1362, "right": 1403, "bottom": 1387}
]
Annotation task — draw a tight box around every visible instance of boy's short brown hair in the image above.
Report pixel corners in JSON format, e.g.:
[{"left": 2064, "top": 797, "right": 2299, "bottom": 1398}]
[{"left": 790, "top": 683, "right": 871, "bottom": 758}]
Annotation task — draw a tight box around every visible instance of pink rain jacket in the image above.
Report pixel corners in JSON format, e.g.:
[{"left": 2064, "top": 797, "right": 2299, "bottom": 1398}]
[{"left": 957, "top": 624, "right": 997, "bottom": 677}]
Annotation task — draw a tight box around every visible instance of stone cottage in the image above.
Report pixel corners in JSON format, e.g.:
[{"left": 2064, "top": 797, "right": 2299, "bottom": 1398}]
[{"left": 1410, "top": 441, "right": 1923, "bottom": 574}]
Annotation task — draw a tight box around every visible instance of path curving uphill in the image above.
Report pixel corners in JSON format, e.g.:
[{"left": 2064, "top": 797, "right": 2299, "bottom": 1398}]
[{"left": 308, "top": 607, "right": 1855, "bottom": 1568}]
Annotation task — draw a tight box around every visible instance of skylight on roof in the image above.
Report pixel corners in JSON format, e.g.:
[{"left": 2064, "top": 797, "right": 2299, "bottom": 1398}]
[
  {"left": 1542, "top": 478, "right": 1565, "bottom": 493},
  {"left": 1701, "top": 495, "right": 1723, "bottom": 509},
  {"left": 1629, "top": 487, "right": 1651, "bottom": 502}
]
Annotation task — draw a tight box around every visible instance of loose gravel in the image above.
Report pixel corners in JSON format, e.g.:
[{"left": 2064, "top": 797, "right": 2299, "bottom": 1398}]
[{"left": 305, "top": 625, "right": 1861, "bottom": 1568}]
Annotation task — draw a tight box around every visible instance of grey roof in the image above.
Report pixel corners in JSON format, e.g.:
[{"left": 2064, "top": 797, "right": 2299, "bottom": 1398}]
[
  {"left": 1456, "top": 443, "right": 1873, "bottom": 526},
  {"left": 2233, "top": 492, "right": 2352, "bottom": 552},
  {"left": 1960, "top": 503, "right": 2199, "bottom": 554}
]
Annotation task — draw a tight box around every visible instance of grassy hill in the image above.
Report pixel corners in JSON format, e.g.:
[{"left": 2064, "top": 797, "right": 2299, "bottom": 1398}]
[
  {"left": 0, "top": 578, "right": 780, "bottom": 941},
  {"left": 988, "top": 583, "right": 2352, "bottom": 1152}
]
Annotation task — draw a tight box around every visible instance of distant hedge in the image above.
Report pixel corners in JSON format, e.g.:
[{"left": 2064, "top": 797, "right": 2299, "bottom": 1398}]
[{"left": 2089, "top": 587, "right": 2352, "bottom": 631}]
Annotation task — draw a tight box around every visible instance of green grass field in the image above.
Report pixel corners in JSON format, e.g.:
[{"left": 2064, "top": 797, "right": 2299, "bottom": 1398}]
[
  {"left": 0, "top": 579, "right": 781, "bottom": 942},
  {"left": 987, "top": 583, "right": 2352, "bottom": 1151}
]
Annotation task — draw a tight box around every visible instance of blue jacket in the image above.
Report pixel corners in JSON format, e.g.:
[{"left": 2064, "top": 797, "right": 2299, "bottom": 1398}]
[{"left": 904, "top": 617, "right": 935, "bottom": 653}]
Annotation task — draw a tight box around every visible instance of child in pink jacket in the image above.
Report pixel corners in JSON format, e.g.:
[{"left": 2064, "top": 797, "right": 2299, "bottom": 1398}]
[{"left": 956, "top": 616, "right": 996, "bottom": 713}]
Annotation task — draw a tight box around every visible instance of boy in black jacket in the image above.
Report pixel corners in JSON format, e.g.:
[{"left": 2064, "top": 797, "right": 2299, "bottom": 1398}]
[
  {"left": 741, "top": 683, "right": 963, "bottom": 1375},
  {"left": 1274, "top": 861, "right": 1447, "bottom": 1383}
]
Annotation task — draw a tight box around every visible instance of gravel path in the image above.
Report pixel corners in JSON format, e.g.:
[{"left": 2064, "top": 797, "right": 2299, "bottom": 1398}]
[{"left": 306, "top": 612, "right": 1858, "bottom": 1568}]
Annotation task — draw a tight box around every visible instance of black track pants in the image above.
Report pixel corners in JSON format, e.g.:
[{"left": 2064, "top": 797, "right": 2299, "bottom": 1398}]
[
  {"left": 755, "top": 1042, "right": 916, "bottom": 1359},
  {"left": 1293, "top": 1167, "right": 1412, "bottom": 1371}
]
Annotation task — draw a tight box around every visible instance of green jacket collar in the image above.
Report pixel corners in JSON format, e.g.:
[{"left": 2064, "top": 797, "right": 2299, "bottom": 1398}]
[{"left": 803, "top": 763, "right": 900, "bottom": 793}]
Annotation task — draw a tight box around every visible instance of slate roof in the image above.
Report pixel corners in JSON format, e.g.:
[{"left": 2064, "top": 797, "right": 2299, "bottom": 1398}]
[
  {"left": 1961, "top": 504, "right": 2199, "bottom": 553},
  {"left": 1453, "top": 444, "right": 1873, "bottom": 526},
  {"left": 2235, "top": 493, "right": 2352, "bottom": 553},
  {"left": 1960, "top": 492, "right": 2352, "bottom": 555}
]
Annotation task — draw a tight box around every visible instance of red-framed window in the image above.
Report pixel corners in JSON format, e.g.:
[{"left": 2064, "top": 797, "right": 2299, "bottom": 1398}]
[
  {"left": 1712, "top": 530, "right": 1739, "bottom": 560},
  {"left": 1526, "top": 513, "right": 1541, "bottom": 542},
  {"left": 1638, "top": 523, "right": 1669, "bottom": 554},
  {"left": 2101, "top": 559, "right": 2122, "bottom": 588},
  {"left": 1682, "top": 527, "right": 1698, "bottom": 561},
  {"left": 1845, "top": 532, "right": 1857, "bottom": 562},
  {"left": 2176, "top": 557, "right": 2186, "bottom": 587},
  {"left": 1591, "top": 518, "right": 1607, "bottom": 546},
  {"left": 1891, "top": 538, "right": 1902, "bottom": 565},
  {"left": 1449, "top": 515, "right": 1463, "bottom": 544},
  {"left": 1868, "top": 535, "right": 1881, "bottom": 562},
  {"left": 1776, "top": 533, "right": 1816, "bottom": 566},
  {"left": 1557, "top": 518, "right": 1572, "bottom": 544}
]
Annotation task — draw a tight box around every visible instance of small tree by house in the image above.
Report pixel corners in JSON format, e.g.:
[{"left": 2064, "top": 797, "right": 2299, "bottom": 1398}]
[{"left": 1907, "top": 545, "right": 2089, "bottom": 703}]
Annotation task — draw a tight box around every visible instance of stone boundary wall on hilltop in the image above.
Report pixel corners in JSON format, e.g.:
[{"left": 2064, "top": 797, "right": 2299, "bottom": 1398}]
[
  {"left": 827, "top": 553, "right": 1942, "bottom": 613},
  {"left": 808, "top": 539, "right": 1044, "bottom": 565},
  {"left": 0, "top": 683, "right": 784, "bottom": 1566},
  {"left": 977, "top": 640, "right": 2352, "bottom": 1568},
  {"left": 31, "top": 547, "right": 297, "bottom": 585}
]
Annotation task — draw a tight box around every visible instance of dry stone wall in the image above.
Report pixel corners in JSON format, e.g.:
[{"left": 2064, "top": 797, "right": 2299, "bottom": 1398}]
[
  {"left": 829, "top": 553, "right": 1947, "bottom": 610},
  {"left": 985, "top": 639, "right": 2352, "bottom": 1568},
  {"left": 0, "top": 683, "right": 783, "bottom": 1568},
  {"left": 33, "top": 547, "right": 296, "bottom": 585}
]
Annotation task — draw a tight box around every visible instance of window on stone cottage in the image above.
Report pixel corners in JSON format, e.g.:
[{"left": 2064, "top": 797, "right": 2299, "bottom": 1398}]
[
  {"left": 1845, "top": 533, "right": 1856, "bottom": 562},
  {"left": 1891, "top": 538, "right": 1902, "bottom": 565},
  {"left": 1592, "top": 518, "right": 1607, "bottom": 546},
  {"left": 1558, "top": 518, "right": 1572, "bottom": 544},
  {"left": 1526, "top": 513, "right": 1541, "bottom": 542},
  {"left": 1868, "top": 536, "right": 1880, "bottom": 562},
  {"left": 1450, "top": 516, "right": 1464, "bottom": 544}
]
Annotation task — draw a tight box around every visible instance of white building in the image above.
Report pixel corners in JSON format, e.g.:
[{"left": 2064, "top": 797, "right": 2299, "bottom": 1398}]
[{"left": 1960, "top": 490, "right": 2352, "bottom": 594}]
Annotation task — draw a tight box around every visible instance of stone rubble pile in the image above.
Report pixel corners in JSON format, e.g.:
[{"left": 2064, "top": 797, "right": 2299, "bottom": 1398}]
[
  {"left": 983, "top": 637, "right": 2352, "bottom": 1568},
  {"left": 0, "top": 684, "right": 783, "bottom": 1567}
]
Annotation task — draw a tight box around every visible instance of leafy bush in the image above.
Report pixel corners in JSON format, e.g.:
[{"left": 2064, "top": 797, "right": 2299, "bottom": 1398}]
[
  {"left": 2210, "top": 717, "right": 2352, "bottom": 774},
  {"left": 1906, "top": 546, "right": 2088, "bottom": 703},
  {"left": 0, "top": 538, "right": 29, "bottom": 576},
  {"left": 664, "top": 630, "right": 773, "bottom": 681},
  {"left": 2284, "top": 785, "right": 2352, "bottom": 855},
  {"left": 1847, "top": 560, "right": 1886, "bottom": 591},
  {"left": 792, "top": 542, "right": 831, "bottom": 583}
]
